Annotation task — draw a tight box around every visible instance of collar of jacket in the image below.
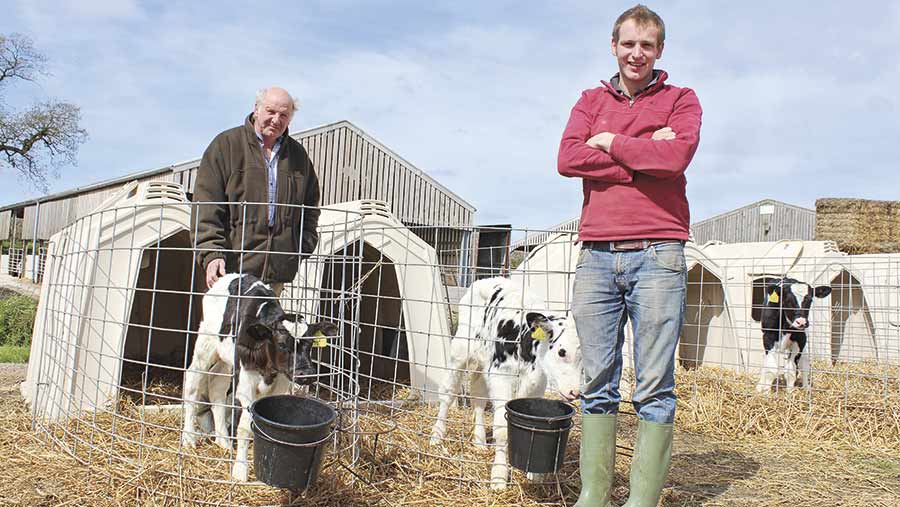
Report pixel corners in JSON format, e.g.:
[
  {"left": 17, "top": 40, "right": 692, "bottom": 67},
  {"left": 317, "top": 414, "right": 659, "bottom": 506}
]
[
  {"left": 243, "top": 113, "right": 290, "bottom": 149},
  {"left": 601, "top": 69, "right": 668, "bottom": 103}
]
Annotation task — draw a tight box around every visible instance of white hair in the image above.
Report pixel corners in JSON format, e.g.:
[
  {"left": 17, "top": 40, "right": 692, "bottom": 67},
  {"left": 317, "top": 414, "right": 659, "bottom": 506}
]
[{"left": 254, "top": 88, "right": 300, "bottom": 116}]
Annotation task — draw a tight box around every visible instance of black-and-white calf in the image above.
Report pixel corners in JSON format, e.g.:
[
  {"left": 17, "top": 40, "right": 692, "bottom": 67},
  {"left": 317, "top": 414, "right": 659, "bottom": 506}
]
[
  {"left": 429, "top": 277, "right": 583, "bottom": 489},
  {"left": 181, "top": 273, "right": 336, "bottom": 481},
  {"left": 755, "top": 277, "right": 831, "bottom": 393}
]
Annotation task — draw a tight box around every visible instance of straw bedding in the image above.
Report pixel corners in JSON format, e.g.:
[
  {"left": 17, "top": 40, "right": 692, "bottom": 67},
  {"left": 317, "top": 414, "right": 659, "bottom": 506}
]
[{"left": 1, "top": 362, "right": 898, "bottom": 506}]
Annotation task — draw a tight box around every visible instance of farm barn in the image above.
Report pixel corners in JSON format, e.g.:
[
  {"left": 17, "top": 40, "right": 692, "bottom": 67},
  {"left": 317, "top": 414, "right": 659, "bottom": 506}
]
[
  {"left": 690, "top": 198, "right": 817, "bottom": 245},
  {"left": 0, "top": 120, "right": 476, "bottom": 283},
  {"left": 6, "top": 167, "right": 900, "bottom": 505}
]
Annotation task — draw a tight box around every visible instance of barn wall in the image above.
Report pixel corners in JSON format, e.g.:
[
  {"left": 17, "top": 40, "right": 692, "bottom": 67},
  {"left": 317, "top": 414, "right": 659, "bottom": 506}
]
[
  {"left": 173, "top": 122, "right": 474, "bottom": 229},
  {"left": 691, "top": 200, "right": 816, "bottom": 244},
  {"left": 4, "top": 121, "right": 475, "bottom": 243},
  {"left": 0, "top": 210, "right": 10, "bottom": 240}
]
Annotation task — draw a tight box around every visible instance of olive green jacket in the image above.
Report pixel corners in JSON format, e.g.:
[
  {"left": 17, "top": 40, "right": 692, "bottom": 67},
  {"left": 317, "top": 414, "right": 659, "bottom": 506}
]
[{"left": 191, "top": 115, "right": 320, "bottom": 283}]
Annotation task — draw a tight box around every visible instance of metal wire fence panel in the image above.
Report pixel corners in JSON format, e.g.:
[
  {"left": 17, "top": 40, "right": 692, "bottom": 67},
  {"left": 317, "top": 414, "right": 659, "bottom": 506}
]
[{"left": 18, "top": 182, "right": 900, "bottom": 504}]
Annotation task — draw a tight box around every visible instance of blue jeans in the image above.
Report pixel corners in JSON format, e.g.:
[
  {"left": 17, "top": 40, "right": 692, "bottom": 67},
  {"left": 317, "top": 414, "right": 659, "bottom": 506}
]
[{"left": 572, "top": 241, "right": 686, "bottom": 423}]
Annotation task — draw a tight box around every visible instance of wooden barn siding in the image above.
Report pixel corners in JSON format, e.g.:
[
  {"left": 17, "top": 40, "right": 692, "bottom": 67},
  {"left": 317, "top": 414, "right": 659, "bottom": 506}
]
[
  {"left": 691, "top": 205, "right": 816, "bottom": 244},
  {"left": 0, "top": 210, "right": 10, "bottom": 240},
  {"left": 22, "top": 206, "right": 37, "bottom": 241},
  {"left": 22, "top": 173, "right": 175, "bottom": 240}
]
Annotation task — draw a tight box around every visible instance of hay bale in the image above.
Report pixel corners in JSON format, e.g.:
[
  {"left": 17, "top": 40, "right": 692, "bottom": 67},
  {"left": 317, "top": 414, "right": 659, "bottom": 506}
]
[{"left": 816, "top": 198, "right": 900, "bottom": 254}]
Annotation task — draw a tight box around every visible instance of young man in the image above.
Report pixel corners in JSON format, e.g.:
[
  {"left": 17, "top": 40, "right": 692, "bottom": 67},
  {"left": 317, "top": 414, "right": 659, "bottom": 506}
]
[
  {"left": 192, "top": 87, "right": 321, "bottom": 296},
  {"left": 557, "top": 5, "right": 702, "bottom": 506}
]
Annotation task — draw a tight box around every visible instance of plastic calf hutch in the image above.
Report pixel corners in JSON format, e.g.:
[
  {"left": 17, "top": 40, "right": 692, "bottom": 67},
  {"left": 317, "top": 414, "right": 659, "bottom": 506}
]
[
  {"left": 22, "top": 181, "right": 194, "bottom": 421},
  {"left": 288, "top": 200, "right": 451, "bottom": 403}
]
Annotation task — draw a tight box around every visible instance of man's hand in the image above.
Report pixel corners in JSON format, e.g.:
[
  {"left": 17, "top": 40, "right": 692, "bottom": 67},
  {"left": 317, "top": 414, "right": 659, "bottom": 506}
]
[
  {"left": 586, "top": 132, "right": 615, "bottom": 152},
  {"left": 206, "top": 258, "right": 226, "bottom": 288},
  {"left": 652, "top": 126, "right": 676, "bottom": 140}
]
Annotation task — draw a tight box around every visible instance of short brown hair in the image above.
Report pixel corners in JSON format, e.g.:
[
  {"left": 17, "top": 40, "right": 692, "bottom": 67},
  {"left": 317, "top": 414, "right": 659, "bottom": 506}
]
[{"left": 612, "top": 4, "right": 665, "bottom": 46}]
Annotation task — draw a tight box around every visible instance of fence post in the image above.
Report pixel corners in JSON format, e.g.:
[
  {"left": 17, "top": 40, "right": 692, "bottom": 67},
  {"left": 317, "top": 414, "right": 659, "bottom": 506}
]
[{"left": 458, "top": 228, "right": 473, "bottom": 287}]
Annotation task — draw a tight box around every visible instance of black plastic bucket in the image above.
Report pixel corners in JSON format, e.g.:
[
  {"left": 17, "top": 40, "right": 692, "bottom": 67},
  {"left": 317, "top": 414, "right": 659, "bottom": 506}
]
[
  {"left": 250, "top": 395, "right": 336, "bottom": 490},
  {"left": 506, "top": 398, "right": 575, "bottom": 473}
]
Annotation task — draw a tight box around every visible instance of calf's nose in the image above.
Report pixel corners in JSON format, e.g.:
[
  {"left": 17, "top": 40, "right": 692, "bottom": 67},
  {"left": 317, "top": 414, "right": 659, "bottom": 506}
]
[{"left": 292, "top": 356, "right": 318, "bottom": 385}]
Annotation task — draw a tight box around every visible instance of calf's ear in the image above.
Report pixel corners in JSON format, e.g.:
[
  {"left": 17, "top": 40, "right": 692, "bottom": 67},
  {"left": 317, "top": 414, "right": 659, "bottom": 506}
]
[
  {"left": 814, "top": 285, "right": 832, "bottom": 298},
  {"left": 525, "top": 312, "right": 553, "bottom": 339},
  {"left": 306, "top": 321, "right": 339, "bottom": 337},
  {"left": 525, "top": 312, "right": 548, "bottom": 327},
  {"left": 246, "top": 323, "right": 273, "bottom": 341}
]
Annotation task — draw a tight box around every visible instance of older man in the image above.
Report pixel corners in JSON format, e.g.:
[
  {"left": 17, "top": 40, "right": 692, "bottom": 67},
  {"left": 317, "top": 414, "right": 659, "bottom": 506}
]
[{"left": 192, "top": 87, "right": 320, "bottom": 296}]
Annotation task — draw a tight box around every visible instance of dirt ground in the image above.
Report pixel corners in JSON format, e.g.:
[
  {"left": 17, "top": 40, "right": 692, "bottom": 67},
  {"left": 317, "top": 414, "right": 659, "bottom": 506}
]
[{"left": 1, "top": 362, "right": 898, "bottom": 507}]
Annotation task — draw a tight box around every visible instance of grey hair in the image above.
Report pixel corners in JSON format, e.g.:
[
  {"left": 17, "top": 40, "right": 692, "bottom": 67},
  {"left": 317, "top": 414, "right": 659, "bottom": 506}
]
[{"left": 254, "top": 88, "right": 301, "bottom": 116}]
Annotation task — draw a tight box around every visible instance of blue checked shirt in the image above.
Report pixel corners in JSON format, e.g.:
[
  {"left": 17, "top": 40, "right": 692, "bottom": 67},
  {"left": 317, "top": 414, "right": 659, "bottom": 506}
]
[{"left": 255, "top": 132, "right": 283, "bottom": 227}]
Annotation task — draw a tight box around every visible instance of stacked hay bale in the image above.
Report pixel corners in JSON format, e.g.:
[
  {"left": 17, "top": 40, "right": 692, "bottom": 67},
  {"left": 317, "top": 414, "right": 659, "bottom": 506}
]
[{"left": 816, "top": 198, "right": 900, "bottom": 254}]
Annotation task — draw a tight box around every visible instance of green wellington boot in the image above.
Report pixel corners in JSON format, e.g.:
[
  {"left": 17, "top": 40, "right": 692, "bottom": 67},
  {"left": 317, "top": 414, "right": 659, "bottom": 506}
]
[
  {"left": 573, "top": 413, "right": 617, "bottom": 507},
  {"left": 622, "top": 420, "right": 674, "bottom": 507}
]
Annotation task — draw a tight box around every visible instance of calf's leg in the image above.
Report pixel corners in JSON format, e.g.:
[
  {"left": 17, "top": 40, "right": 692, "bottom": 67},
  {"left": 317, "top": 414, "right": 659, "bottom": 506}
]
[
  {"left": 486, "top": 373, "right": 516, "bottom": 490},
  {"left": 755, "top": 351, "right": 777, "bottom": 393},
  {"left": 471, "top": 373, "right": 489, "bottom": 450},
  {"left": 182, "top": 335, "right": 218, "bottom": 447},
  {"left": 429, "top": 343, "right": 471, "bottom": 445},
  {"left": 231, "top": 369, "right": 258, "bottom": 482},
  {"left": 208, "top": 361, "right": 233, "bottom": 450}
]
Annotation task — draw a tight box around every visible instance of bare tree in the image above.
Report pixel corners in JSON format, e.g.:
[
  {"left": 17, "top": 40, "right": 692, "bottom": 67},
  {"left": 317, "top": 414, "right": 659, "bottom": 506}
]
[{"left": 0, "top": 33, "right": 87, "bottom": 191}]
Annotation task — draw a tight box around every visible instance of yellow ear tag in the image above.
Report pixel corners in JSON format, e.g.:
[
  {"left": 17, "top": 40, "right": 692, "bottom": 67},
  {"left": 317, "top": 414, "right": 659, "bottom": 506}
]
[
  {"left": 531, "top": 327, "right": 547, "bottom": 341},
  {"left": 768, "top": 291, "right": 779, "bottom": 304},
  {"left": 312, "top": 330, "right": 327, "bottom": 348}
]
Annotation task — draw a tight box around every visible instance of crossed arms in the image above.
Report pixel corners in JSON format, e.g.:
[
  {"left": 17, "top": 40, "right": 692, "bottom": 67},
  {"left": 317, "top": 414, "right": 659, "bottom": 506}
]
[{"left": 557, "top": 88, "right": 702, "bottom": 183}]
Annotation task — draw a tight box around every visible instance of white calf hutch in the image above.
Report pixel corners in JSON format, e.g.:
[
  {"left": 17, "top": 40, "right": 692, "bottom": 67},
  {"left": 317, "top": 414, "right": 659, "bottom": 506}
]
[
  {"left": 513, "top": 235, "right": 899, "bottom": 390},
  {"left": 23, "top": 181, "right": 195, "bottom": 421},
  {"left": 287, "top": 199, "right": 452, "bottom": 403}
]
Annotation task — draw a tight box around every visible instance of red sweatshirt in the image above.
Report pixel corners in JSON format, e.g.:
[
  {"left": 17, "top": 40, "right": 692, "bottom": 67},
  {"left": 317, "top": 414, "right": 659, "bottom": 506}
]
[{"left": 557, "top": 71, "right": 702, "bottom": 241}]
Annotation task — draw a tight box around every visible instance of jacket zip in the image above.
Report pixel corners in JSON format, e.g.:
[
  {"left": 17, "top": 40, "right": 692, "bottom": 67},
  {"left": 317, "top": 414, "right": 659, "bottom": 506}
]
[{"left": 606, "top": 78, "right": 664, "bottom": 108}]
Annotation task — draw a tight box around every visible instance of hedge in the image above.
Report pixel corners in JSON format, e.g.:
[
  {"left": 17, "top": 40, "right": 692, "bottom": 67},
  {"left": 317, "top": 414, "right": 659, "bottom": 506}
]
[{"left": 0, "top": 295, "right": 38, "bottom": 347}]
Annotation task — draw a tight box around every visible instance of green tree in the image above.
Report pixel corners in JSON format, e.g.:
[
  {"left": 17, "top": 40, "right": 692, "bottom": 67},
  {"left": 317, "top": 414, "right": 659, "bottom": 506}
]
[{"left": 0, "top": 33, "right": 87, "bottom": 191}]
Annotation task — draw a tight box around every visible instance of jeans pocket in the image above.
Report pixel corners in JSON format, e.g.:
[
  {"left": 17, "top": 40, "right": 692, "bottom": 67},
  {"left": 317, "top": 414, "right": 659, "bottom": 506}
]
[
  {"left": 649, "top": 243, "right": 685, "bottom": 273},
  {"left": 576, "top": 246, "right": 588, "bottom": 269}
]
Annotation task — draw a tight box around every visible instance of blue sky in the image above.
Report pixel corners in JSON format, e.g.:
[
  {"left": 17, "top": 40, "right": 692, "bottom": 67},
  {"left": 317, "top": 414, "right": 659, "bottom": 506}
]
[{"left": 3, "top": 1, "right": 899, "bottom": 229}]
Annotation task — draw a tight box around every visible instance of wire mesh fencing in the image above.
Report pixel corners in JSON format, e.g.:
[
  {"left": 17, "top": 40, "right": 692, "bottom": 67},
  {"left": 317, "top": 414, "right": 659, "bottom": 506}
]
[{"left": 18, "top": 183, "right": 900, "bottom": 505}]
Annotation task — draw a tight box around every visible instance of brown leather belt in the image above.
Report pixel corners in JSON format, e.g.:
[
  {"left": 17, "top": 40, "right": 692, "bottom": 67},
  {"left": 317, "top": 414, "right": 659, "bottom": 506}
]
[{"left": 582, "top": 239, "right": 683, "bottom": 252}]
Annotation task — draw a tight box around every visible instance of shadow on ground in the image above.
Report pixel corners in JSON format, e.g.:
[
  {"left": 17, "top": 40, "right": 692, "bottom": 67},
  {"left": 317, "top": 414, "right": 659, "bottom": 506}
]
[{"left": 663, "top": 447, "right": 760, "bottom": 506}]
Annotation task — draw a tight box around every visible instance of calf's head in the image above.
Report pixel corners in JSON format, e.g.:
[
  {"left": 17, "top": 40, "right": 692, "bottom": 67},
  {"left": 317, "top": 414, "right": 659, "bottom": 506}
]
[
  {"left": 764, "top": 278, "right": 831, "bottom": 331},
  {"left": 283, "top": 314, "right": 339, "bottom": 385},
  {"left": 526, "top": 312, "right": 583, "bottom": 400},
  {"left": 238, "top": 300, "right": 333, "bottom": 385}
]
